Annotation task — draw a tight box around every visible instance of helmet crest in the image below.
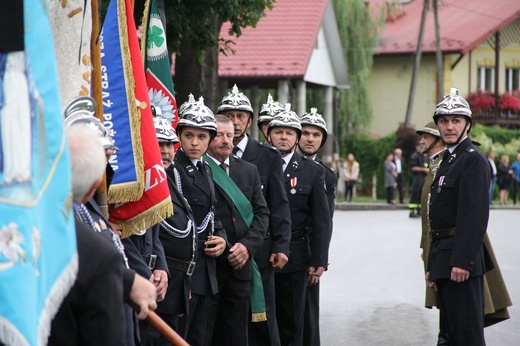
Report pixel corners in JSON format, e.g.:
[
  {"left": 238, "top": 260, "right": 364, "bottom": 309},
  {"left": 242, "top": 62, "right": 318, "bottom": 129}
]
[
  {"left": 433, "top": 87, "right": 472, "bottom": 122},
  {"left": 300, "top": 107, "right": 328, "bottom": 148},
  {"left": 177, "top": 94, "right": 217, "bottom": 138},
  {"left": 268, "top": 103, "right": 302, "bottom": 134},
  {"left": 217, "top": 84, "right": 254, "bottom": 115}
]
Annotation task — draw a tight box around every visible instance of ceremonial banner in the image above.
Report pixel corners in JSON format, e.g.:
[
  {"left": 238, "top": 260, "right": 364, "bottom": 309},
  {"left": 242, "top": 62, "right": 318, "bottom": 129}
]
[
  {"left": 101, "top": 0, "right": 172, "bottom": 237},
  {"left": 48, "top": 0, "right": 93, "bottom": 109},
  {"left": 0, "top": 1, "right": 78, "bottom": 345},
  {"left": 141, "top": 0, "right": 178, "bottom": 127}
]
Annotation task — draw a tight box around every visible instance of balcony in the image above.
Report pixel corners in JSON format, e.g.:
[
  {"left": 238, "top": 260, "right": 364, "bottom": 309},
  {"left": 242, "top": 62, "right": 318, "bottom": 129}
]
[{"left": 468, "top": 90, "right": 520, "bottom": 128}]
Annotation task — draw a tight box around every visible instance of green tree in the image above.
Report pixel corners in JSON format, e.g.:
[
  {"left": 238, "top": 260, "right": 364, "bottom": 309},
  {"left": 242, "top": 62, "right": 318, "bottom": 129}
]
[
  {"left": 333, "top": 0, "right": 378, "bottom": 142},
  {"left": 133, "top": 0, "right": 274, "bottom": 110}
]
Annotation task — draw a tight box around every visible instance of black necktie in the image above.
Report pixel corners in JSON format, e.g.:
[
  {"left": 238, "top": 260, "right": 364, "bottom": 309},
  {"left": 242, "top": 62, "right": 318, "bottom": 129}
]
[
  {"left": 442, "top": 150, "right": 450, "bottom": 161},
  {"left": 197, "top": 161, "right": 206, "bottom": 177},
  {"left": 219, "top": 162, "right": 228, "bottom": 173},
  {"left": 232, "top": 146, "right": 240, "bottom": 155}
]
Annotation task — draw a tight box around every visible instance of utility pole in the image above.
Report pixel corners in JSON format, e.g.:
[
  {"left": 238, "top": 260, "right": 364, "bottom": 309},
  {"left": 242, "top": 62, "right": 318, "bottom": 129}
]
[
  {"left": 404, "top": 0, "right": 429, "bottom": 126},
  {"left": 433, "top": 0, "right": 443, "bottom": 101}
]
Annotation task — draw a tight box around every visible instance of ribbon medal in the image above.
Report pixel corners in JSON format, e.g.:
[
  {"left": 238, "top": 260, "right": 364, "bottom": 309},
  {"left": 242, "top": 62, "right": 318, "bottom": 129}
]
[
  {"left": 290, "top": 177, "right": 297, "bottom": 194},
  {"left": 437, "top": 175, "right": 445, "bottom": 193}
]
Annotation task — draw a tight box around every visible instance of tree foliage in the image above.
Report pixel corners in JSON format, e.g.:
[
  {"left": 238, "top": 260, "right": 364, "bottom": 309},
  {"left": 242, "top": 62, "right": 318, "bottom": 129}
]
[{"left": 333, "top": 0, "right": 378, "bottom": 142}]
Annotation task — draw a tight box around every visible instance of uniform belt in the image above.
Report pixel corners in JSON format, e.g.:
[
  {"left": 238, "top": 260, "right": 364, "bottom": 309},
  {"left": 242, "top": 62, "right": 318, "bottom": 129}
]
[
  {"left": 165, "top": 256, "right": 196, "bottom": 276},
  {"left": 430, "top": 227, "right": 456, "bottom": 240},
  {"left": 291, "top": 227, "right": 312, "bottom": 241},
  {"left": 142, "top": 254, "right": 157, "bottom": 270}
]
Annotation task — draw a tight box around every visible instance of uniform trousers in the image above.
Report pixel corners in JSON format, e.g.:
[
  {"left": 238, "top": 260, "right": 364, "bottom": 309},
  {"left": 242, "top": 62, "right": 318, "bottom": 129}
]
[
  {"left": 250, "top": 266, "right": 281, "bottom": 346},
  {"left": 303, "top": 282, "right": 320, "bottom": 346},
  {"left": 275, "top": 270, "right": 307, "bottom": 346},
  {"left": 210, "top": 275, "right": 250, "bottom": 345},
  {"left": 180, "top": 293, "right": 216, "bottom": 346},
  {"left": 437, "top": 277, "right": 485, "bottom": 346}
]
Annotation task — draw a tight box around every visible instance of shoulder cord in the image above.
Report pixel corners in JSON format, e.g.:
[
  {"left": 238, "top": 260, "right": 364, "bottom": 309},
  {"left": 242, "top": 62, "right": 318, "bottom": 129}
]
[{"left": 173, "top": 164, "right": 214, "bottom": 234}]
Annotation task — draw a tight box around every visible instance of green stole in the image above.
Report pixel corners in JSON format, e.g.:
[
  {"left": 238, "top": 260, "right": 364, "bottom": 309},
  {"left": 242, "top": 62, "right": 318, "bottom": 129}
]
[{"left": 204, "top": 155, "right": 267, "bottom": 322}]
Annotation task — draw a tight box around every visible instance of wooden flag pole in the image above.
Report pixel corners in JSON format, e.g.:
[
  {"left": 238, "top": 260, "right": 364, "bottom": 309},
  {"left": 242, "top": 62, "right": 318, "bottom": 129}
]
[
  {"left": 91, "top": 0, "right": 109, "bottom": 218},
  {"left": 145, "top": 309, "right": 190, "bottom": 346}
]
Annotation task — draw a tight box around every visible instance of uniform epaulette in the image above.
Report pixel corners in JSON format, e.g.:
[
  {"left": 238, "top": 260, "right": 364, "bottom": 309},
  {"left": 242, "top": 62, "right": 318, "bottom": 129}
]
[
  {"left": 318, "top": 160, "right": 335, "bottom": 174},
  {"left": 302, "top": 155, "right": 320, "bottom": 165},
  {"left": 259, "top": 142, "right": 278, "bottom": 152}
]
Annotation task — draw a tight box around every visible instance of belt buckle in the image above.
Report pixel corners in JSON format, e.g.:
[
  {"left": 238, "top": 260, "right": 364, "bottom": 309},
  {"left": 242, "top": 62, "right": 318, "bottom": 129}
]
[
  {"left": 186, "top": 261, "right": 196, "bottom": 276},
  {"left": 147, "top": 254, "right": 157, "bottom": 269}
]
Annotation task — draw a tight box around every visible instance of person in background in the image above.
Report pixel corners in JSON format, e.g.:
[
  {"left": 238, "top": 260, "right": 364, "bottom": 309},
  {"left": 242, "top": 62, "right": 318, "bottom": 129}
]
[
  {"left": 257, "top": 93, "right": 284, "bottom": 144},
  {"left": 408, "top": 143, "right": 429, "bottom": 218},
  {"left": 342, "top": 153, "right": 359, "bottom": 202},
  {"left": 384, "top": 153, "right": 397, "bottom": 204},
  {"left": 393, "top": 148, "right": 404, "bottom": 204},
  {"left": 487, "top": 151, "right": 497, "bottom": 204},
  {"left": 497, "top": 155, "right": 513, "bottom": 205},
  {"left": 510, "top": 153, "right": 520, "bottom": 205}
]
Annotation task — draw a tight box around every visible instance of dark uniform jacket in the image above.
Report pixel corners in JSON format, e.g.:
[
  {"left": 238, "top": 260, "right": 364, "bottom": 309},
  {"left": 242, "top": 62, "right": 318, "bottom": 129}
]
[
  {"left": 174, "top": 149, "right": 227, "bottom": 296},
  {"left": 318, "top": 159, "right": 337, "bottom": 219},
  {"left": 123, "top": 225, "right": 169, "bottom": 280},
  {"left": 427, "top": 137, "right": 493, "bottom": 280},
  {"left": 280, "top": 152, "right": 331, "bottom": 272},
  {"left": 49, "top": 220, "right": 127, "bottom": 346},
  {"left": 156, "top": 167, "right": 197, "bottom": 315},
  {"left": 213, "top": 155, "right": 269, "bottom": 281},
  {"left": 241, "top": 136, "right": 292, "bottom": 268}
]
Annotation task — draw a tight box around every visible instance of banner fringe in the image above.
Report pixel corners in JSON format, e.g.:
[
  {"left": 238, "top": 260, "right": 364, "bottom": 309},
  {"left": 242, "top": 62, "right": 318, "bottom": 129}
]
[
  {"left": 111, "top": 0, "right": 145, "bottom": 204},
  {"left": 121, "top": 197, "right": 173, "bottom": 238},
  {"left": 38, "top": 253, "right": 79, "bottom": 345},
  {"left": 108, "top": 180, "right": 144, "bottom": 203}
]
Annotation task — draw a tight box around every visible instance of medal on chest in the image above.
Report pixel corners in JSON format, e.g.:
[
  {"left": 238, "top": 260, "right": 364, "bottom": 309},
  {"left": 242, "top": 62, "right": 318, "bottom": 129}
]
[
  {"left": 290, "top": 177, "right": 297, "bottom": 194},
  {"left": 437, "top": 175, "right": 444, "bottom": 193}
]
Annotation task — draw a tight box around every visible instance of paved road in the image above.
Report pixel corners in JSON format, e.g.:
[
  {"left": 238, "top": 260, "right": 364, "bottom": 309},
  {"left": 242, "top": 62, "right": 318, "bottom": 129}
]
[{"left": 320, "top": 209, "right": 520, "bottom": 345}]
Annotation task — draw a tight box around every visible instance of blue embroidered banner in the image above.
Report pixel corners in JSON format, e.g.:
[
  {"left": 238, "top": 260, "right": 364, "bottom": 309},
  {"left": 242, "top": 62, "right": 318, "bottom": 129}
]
[
  {"left": 100, "top": 0, "right": 144, "bottom": 203},
  {"left": 0, "top": 1, "right": 78, "bottom": 345}
]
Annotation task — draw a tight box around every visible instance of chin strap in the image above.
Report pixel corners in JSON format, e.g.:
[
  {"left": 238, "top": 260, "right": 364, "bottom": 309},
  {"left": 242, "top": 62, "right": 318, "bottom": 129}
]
[
  {"left": 450, "top": 120, "right": 470, "bottom": 146},
  {"left": 422, "top": 137, "right": 440, "bottom": 155}
]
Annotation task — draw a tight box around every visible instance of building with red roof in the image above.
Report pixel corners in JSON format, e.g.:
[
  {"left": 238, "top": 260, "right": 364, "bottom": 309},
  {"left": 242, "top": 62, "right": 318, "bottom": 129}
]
[
  {"left": 367, "top": 0, "right": 520, "bottom": 135},
  {"left": 218, "top": 0, "right": 348, "bottom": 152}
]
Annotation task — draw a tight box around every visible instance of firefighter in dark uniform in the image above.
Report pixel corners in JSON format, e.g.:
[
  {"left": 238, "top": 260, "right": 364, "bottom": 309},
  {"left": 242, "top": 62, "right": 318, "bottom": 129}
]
[
  {"left": 297, "top": 108, "right": 337, "bottom": 346},
  {"left": 268, "top": 104, "right": 331, "bottom": 346},
  {"left": 218, "top": 85, "right": 291, "bottom": 346},
  {"left": 174, "top": 95, "right": 227, "bottom": 346},
  {"left": 409, "top": 142, "right": 429, "bottom": 218},
  {"left": 426, "top": 88, "right": 494, "bottom": 346},
  {"left": 146, "top": 115, "right": 199, "bottom": 344},
  {"left": 257, "top": 93, "right": 284, "bottom": 143}
]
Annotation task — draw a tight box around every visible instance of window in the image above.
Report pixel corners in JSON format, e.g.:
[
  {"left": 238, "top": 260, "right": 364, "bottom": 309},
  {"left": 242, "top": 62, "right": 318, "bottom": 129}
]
[
  {"left": 477, "top": 66, "right": 494, "bottom": 92},
  {"left": 505, "top": 68, "right": 520, "bottom": 92}
]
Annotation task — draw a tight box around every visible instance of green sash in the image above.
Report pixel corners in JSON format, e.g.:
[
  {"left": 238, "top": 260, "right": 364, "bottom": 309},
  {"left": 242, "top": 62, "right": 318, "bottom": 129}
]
[{"left": 204, "top": 155, "right": 267, "bottom": 322}]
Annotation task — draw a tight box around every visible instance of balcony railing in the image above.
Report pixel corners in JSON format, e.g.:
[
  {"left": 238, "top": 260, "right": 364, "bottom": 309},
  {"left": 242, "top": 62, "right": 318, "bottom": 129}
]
[{"left": 472, "top": 109, "right": 520, "bottom": 128}]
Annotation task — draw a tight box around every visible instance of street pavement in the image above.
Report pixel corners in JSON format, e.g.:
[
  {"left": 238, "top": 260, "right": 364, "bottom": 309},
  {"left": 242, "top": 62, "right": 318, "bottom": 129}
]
[{"left": 320, "top": 209, "right": 520, "bottom": 345}]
